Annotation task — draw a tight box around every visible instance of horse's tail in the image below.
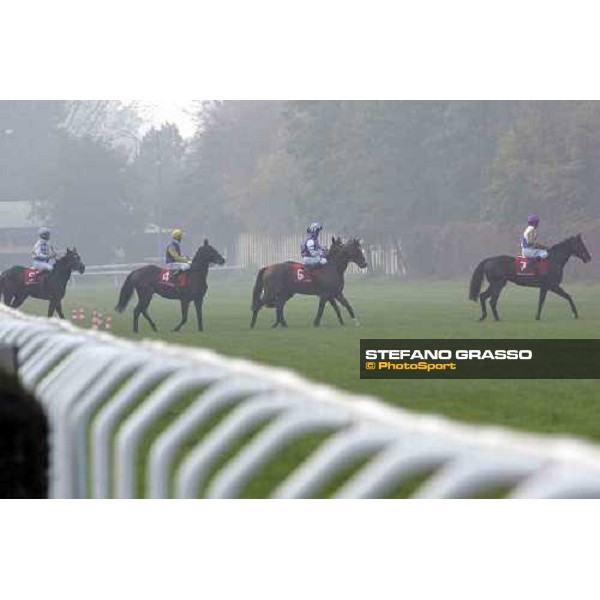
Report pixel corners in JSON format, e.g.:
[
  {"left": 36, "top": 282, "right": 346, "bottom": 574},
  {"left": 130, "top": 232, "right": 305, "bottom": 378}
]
[
  {"left": 251, "top": 267, "right": 267, "bottom": 311},
  {"left": 469, "top": 260, "right": 487, "bottom": 301},
  {"left": 115, "top": 272, "right": 135, "bottom": 313},
  {"left": 0, "top": 270, "right": 9, "bottom": 303}
]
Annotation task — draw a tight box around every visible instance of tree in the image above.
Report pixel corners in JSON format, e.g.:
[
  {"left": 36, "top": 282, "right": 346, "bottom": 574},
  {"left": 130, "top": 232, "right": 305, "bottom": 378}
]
[
  {"left": 128, "top": 123, "right": 186, "bottom": 229},
  {"left": 0, "top": 100, "right": 66, "bottom": 199},
  {"left": 40, "top": 135, "right": 136, "bottom": 262}
]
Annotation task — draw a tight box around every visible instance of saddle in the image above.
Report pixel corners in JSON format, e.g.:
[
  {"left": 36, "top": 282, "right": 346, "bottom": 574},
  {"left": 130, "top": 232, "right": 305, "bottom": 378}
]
[
  {"left": 288, "top": 262, "right": 324, "bottom": 283},
  {"left": 23, "top": 268, "right": 47, "bottom": 286},
  {"left": 515, "top": 256, "right": 548, "bottom": 276},
  {"left": 158, "top": 269, "right": 188, "bottom": 288}
]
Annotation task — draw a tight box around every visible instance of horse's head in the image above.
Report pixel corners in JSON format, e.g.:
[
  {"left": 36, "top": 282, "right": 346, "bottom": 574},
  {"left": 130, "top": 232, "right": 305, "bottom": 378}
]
[
  {"left": 192, "top": 239, "right": 226, "bottom": 267},
  {"left": 341, "top": 238, "right": 368, "bottom": 269},
  {"left": 326, "top": 236, "right": 343, "bottom": 258},
  {"left": 62, "top": 247, "right": 86, "bottom": 274},
  {"left": 572, "top": 234, "right": 591, "bottom": 263}
]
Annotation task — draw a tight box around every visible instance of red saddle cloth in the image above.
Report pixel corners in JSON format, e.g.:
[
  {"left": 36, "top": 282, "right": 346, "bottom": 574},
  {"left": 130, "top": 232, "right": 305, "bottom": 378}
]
[
  {"left": 515, "top": 256, "right": 548, "bottom": 276},
  {"left": 23, "top": 268, "right": 45, "bottom": 285},
  {"left": 289, "top": 262, "right": 323, "bottom": 283},
  {"left": 158, "top": 269, "right": 188, "bottom": 288}
]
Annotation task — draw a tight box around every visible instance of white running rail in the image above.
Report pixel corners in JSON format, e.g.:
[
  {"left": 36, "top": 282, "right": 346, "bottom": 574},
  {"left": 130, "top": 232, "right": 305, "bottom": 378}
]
[{"left": 2, "top": 304, "right": 600, "bottom": 499}]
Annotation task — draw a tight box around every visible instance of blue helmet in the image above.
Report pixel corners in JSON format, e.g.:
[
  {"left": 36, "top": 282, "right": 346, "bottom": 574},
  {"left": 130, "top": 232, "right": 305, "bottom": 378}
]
[{"left": 527, "top": 214, "right": 540, "bottom": 226}]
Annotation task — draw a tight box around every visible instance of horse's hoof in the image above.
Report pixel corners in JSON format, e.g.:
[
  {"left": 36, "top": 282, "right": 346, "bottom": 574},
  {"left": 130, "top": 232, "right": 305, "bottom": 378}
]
[
  {"left": 479, "top": 317, "right": 486, "bottom": 322},
  {"left": 353, "top": 319, "right": 361, "bottom": 327}
]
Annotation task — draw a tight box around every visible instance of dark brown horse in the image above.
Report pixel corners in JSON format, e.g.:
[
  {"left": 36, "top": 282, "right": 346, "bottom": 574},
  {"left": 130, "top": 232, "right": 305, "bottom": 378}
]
[
  {"left": 115, "top": 239, "right": 225, "bottom": 332},
  {"left": 0, "top": 248, "right": 86, "bottom": 318},
  {"left": 469, "top": 234, "right": 591, "bottom": 321},
  {"left": 250, "top": 237, "right": 367, "bottom": 328}
]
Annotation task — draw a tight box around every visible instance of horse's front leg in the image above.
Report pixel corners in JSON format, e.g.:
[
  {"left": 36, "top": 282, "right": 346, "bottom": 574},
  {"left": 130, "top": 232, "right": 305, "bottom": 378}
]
[
  {"left": 536, "top": 287, "right": 548, "bottom": 320},
  {"left": 336, "top": 292, "right": 359, "bottom": 326},
  {"left": 551, "top": 285, "right": 578, "bottom": 319},
  {"left": 173, "top": 299, "right": 190, "bottom": 332},
  {"left": 194, "top": 298, "right": 204, "bottom": 331},
  {"left": 314, "top": 296, "right": 328, "bottom": 327},
  {"left": 56, "top": 299, "right": 66, "bottom": 319},
  {"left": 47, "top": 299, "right": 57, "bottom": 318},
  {"left": 328, "top": 298, "right": 344, "bottom": 326}
]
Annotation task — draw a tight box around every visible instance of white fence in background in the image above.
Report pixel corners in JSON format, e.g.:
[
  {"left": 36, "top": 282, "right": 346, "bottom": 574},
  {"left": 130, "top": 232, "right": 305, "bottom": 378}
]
[
  {"left": 1, "top": 304, "right": 600, "bottom": 499},
  {"left": 233, "top": 232, "right": 405, "bottom": 276}
]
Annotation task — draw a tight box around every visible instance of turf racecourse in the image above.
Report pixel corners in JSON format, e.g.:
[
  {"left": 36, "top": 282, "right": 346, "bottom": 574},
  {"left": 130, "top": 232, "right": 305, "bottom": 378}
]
[{"left": 18, "top": 274, "right": 600, "bottom": 443}]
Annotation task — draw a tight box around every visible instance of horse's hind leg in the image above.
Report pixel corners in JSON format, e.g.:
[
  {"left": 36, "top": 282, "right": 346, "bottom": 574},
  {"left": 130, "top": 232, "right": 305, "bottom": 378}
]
[
  {"left": 142, "top": 302, "right": 158, "bottom": 331},
  {"left": 11, "top": 293, "right": 26, "bottom": 309},
  {"left": 273, "top": 298, "right": 288, "bottom": 328},
  {"left": 250, "top": 307, "right": 261, "bottom": 329},
  {"left": 489, "top": 282, "right": 506, "bottom": 322},
  {"left": 479, "top": 285, "right": 492, "bottom": 321},
  {"left": 133, "top": 291, "right": 157, "bottom": 333},
  {"left": 551, "top": 285, "right": 578, "bottom": 318},
  {"left": 314, "top": 297, "right": 328, "bottom": 327}
]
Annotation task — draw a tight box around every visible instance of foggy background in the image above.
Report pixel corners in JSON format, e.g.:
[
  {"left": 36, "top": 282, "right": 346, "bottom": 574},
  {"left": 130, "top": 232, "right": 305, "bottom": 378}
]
[{"left": 1, "top": 100, "right": 598, "bottom": 278}]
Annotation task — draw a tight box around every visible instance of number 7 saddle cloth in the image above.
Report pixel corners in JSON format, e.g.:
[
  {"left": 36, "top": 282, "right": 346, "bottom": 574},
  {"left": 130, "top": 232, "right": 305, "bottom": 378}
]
[{"left": 515, "top": 256, "right": 548, "bottom": 276}]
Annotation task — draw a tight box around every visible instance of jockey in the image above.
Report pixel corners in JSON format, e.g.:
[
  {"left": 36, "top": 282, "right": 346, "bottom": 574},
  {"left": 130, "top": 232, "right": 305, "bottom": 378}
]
[
  {"left": 301, "top": 222, "right": 327, "bottom": 269},
  {"left": 165, "top": 228, "right": 191, "bottom": 271},
  {"left": 31, "top": 227, "right": 57, "bottom": 272},
  {"left": 521, "top": 214, "right": 548, "bottom": 261}
]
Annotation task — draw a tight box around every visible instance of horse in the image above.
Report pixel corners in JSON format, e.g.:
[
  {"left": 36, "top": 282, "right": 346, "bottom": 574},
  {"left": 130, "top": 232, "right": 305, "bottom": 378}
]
[
  {"left": 250, "top": 237, "right": 367, "bottom": 328},
  {"left": 469, "top": 234, "right": 591, "bottom": 321},
  {"left": 0, "top": 248, "right": 86, "bottom": 318},
  {"left": 115, "top": 239, "right": 225, "bottom": 333}
]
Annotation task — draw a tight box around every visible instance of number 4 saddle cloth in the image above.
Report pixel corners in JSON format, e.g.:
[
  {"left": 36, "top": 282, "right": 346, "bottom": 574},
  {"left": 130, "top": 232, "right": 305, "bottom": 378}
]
[
  {"left": 158, "top": 269, "right": 188, "bottom": 288},
  {"left": 515, "top": 256, "right": 548, "bottom": 276}
]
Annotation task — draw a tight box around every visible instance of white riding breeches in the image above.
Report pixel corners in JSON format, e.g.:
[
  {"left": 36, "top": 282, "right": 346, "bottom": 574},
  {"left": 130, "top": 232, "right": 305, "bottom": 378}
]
[
  {"left": 521, "top": 248, "right": 548, "bottom": 259},
  {"left": 32, "top": 260, "right": 54, "bottom": 272},
  {"left": 302, "top": 256, "right": 327, "bottom": 266},
  {"left": 165, "top": 262, "right": 191, "bottom": 271}
]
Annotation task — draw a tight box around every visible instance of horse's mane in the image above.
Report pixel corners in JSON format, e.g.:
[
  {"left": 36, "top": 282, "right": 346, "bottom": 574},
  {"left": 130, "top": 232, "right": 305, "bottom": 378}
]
[{"left": 549, "top": 234, "right": 581, "bottom": 252}]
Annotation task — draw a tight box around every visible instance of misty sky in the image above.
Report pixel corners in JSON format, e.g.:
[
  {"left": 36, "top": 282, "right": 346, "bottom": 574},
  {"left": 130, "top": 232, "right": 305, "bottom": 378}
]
[{"left": 137, "top": 101, "right": 197, "bottom": 138}]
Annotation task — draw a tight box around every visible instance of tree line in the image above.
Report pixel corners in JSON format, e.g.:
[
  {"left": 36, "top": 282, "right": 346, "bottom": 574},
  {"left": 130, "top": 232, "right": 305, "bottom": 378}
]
[{"left": 1, "top": 100, "right": 598, "bottom": 268}]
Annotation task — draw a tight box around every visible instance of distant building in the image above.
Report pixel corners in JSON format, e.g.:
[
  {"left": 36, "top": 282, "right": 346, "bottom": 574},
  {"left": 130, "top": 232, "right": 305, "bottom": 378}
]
[{"left": 0, "top": 200, "right": 47, "bottom": 269}]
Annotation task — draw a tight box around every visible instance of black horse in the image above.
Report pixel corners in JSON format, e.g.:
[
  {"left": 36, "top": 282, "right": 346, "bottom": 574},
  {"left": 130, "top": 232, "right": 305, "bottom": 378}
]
[
  {"left": 0, "top": 248, "right": 86, "bottom": 318},
  {"left": 115, "top": 239, "right": 225, "bottom": 332},
  {"left": 469, "top": 234, "right": 591, "bottom": 321},
  {"left": 251, "top": 237, "right": 367, "bottom": 328}
]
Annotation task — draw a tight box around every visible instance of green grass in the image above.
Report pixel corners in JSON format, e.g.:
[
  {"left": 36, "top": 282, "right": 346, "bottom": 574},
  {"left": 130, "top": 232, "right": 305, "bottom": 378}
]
[{"left": 21, "top": 274, "right": 600, "bottom": 444}]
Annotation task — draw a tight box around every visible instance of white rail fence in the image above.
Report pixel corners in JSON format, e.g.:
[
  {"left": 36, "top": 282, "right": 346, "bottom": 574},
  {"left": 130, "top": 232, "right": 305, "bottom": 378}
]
[
  {"left": 234, "top": 232, "right": 405, "bottom": 276},
  {"left": 2, "top": 305, "right": 600, "bottom": 498}
]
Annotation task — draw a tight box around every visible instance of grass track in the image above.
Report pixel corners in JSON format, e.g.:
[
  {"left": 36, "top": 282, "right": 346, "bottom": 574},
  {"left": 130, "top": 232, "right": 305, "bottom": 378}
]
[{"left": 20, "top": 274, "right": 600, "bottom": 443}]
